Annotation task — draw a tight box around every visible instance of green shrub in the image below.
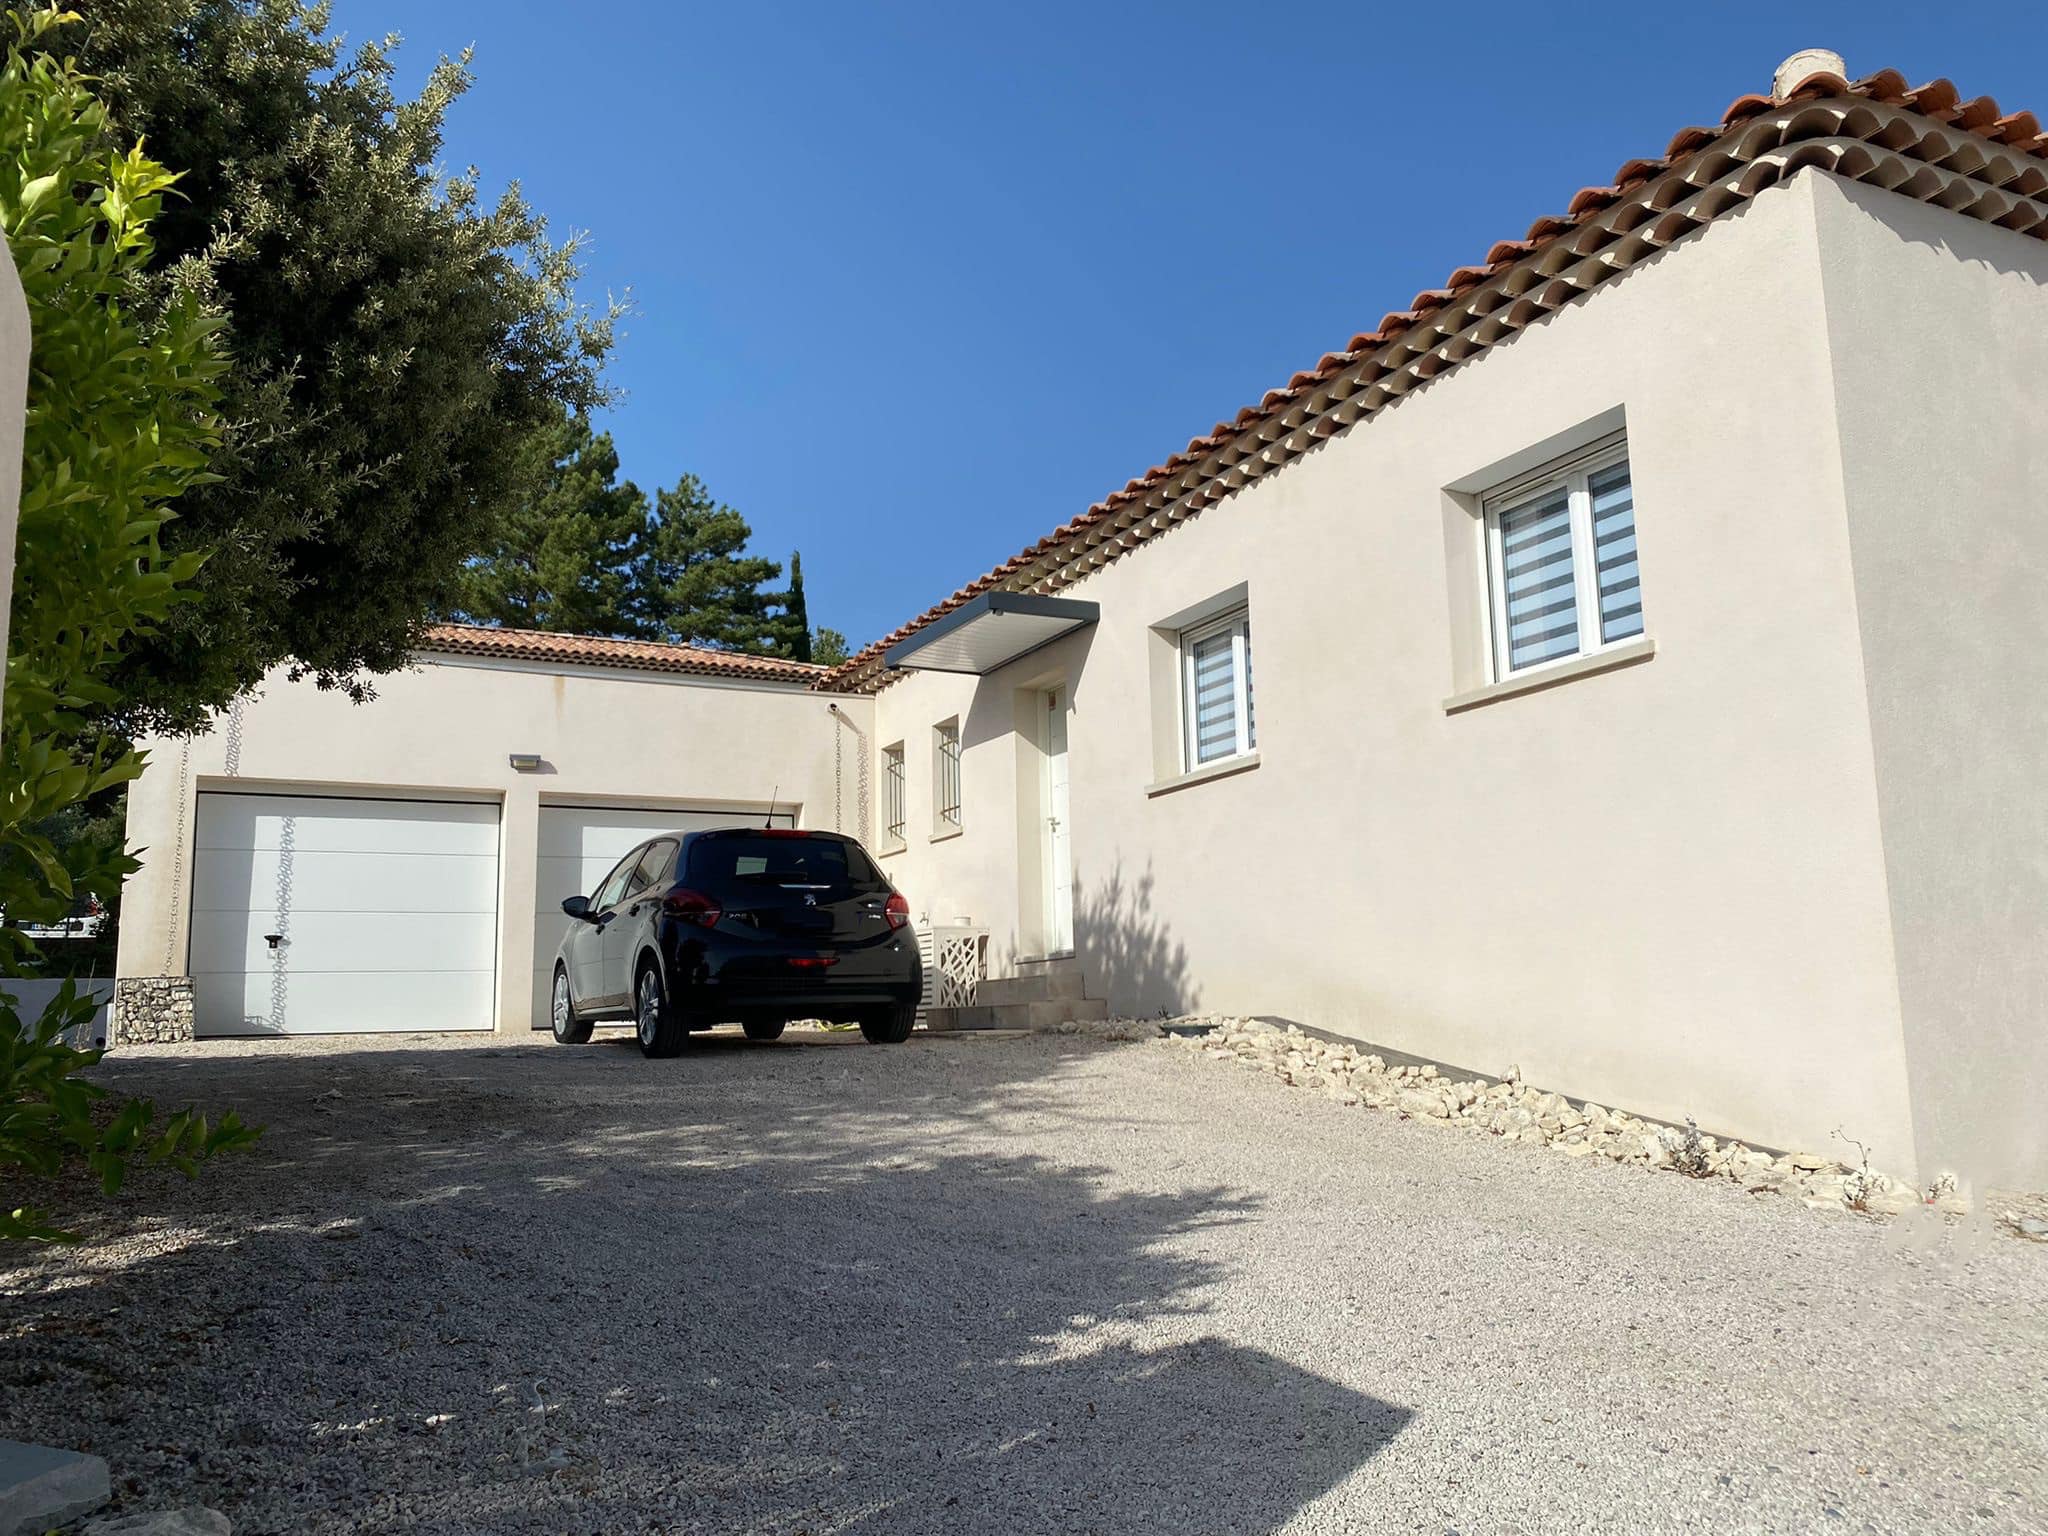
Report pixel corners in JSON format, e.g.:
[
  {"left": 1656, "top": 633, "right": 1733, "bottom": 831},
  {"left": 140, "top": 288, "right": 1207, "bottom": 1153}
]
[{"left": 1, "top": 6, "right": 256, "bottom": 1243}]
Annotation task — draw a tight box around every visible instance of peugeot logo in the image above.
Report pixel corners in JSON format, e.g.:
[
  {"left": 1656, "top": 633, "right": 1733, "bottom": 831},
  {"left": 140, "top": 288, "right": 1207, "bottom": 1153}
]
[{"left": 802, "top": 893, "right": 818, "bottom": 907}]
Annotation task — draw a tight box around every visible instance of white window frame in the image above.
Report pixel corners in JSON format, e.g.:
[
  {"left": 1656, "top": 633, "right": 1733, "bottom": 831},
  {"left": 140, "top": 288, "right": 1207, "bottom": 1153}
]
[
  {"left": 1180, "top": 608, "right": 1255, "bottom": 771},
  {"left": 1482, "top": 434, "right": 1636, "bottom": 681},
  {"left": 881, "top": 742, "right": 907, "bottom": 853},
  {"left": 932, "top": 718, "right": 962, "bottom": 835}
]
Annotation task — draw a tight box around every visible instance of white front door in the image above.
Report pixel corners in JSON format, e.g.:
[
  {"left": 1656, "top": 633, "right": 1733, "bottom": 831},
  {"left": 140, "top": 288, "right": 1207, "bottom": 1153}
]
[
  {"left": 1042, "top": 687, "right": 1074, "bottom": 955},
  {"left": 188, "top": 792, "right": 501, "bottom": 1035}
]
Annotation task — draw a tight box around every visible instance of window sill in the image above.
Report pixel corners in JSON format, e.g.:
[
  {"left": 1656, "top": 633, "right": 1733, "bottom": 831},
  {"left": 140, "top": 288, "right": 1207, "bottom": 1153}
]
[
  {"left": 1146, "top": 751, "right": 1261, "bottom": 798},
  {"left": 1443, "top": 636, "right": 1656, "bottom": 715},
  {"left": 929, "top": 824, "right": 965, "bottom": 845},
  {"left": 876, "top": 838, "right": 907, "bottom": 859}
]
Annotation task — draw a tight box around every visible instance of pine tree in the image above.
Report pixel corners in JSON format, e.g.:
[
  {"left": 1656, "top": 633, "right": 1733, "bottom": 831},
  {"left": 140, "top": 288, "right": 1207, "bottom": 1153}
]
[
  {"left": 447, "top": 409, "right": 646, "bottom": 635},
  {"left": 628, "top": 477, "right": 787, "bottom": 650},
  {"left": 812, "top": 628, "right": 851, "bottom": 667}
]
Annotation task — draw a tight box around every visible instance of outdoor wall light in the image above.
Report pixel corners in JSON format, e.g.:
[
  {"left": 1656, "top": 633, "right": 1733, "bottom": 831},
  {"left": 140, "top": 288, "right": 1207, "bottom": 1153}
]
[{"left": 507, "top": 752, "right": 543, "bottom": 772}]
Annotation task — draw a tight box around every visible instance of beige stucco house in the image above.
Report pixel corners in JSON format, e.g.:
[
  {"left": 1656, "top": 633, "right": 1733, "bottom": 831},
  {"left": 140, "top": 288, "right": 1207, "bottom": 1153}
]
[{"left": 117, "top": 56, "right": 2048, "bottom": 1190}]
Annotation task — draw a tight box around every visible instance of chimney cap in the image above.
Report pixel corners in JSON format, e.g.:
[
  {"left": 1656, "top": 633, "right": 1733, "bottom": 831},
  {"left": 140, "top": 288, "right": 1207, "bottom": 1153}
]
[{"left": 1774, "top": 48, "right": 1847, "bottom": 98}]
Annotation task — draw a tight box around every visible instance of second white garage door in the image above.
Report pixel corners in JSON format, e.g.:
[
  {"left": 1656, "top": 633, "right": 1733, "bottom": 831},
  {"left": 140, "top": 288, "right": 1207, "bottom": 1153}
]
[
  {"left": 530, "top": 803, "right": 791, "bottom": 1027},
  {"left": 189, "top": 792, "right": 501, "bottom": 1036}
]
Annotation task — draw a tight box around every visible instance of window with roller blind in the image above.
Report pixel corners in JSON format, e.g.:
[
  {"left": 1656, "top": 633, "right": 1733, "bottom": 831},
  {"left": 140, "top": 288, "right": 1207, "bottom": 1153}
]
[
  {"left": 1180, "top": 609, "right": 1255, "bottom": 769},
  {"left": 1484, "top": 437, "right": 1641, "bottom": 677}
]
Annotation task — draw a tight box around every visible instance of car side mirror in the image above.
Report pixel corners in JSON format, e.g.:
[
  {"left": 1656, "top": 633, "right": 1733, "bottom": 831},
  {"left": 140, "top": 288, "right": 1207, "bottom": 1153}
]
[{"left": 561, "top": 894, "right": 593, "bottom": 921}]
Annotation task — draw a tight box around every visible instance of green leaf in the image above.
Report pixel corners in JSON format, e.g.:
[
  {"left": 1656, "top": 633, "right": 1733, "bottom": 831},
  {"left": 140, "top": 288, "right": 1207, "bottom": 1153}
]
[{"left": 16, "top": 170, "right": 60, "bottom": 215}]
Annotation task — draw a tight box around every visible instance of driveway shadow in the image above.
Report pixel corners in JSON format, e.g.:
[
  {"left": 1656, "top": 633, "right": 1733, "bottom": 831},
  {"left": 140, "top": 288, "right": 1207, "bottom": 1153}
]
[{"left": 0, "top": 1035, "right": 1411, "bottom": 1534}]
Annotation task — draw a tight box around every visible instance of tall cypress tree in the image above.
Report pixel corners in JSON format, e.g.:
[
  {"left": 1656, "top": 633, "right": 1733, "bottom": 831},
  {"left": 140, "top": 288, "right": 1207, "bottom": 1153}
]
[{"left": 777, "top": 550, "right": 814, "bottom": 662}]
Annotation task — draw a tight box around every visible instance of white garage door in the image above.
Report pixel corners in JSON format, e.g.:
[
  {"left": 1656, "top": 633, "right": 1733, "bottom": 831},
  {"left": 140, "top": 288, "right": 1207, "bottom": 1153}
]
[
  {"left": 531, "top": 803, "right": 791, "bottom": 1028},
  {"left": 189, "top": 792, "right": 501, "bottom": 1036}
]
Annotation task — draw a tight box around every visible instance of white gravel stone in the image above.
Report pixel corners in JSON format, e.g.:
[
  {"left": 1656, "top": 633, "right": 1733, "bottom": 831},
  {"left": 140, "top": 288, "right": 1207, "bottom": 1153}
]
[
  {"left": 1143, "top": 1017, "right": 1989, "bottom": 1224},
  {"left": 82, "top": 1510, "right": 231, "bottom": 1536},
  {"left": 0, "top": 1439, "right": 109, "bottom": 1536}
]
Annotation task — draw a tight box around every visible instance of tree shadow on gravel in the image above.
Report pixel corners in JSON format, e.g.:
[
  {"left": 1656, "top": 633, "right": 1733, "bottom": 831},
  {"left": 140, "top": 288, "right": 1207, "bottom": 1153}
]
[{"left": 0, "top": 1034, "right": 1412, "bottom": 1535}]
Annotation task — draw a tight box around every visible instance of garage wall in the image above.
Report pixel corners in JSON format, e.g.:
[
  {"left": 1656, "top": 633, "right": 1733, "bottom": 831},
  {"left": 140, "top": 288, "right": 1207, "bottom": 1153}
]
[{"left": 119, "top": 655, "right": 873, "bottom": 1033}]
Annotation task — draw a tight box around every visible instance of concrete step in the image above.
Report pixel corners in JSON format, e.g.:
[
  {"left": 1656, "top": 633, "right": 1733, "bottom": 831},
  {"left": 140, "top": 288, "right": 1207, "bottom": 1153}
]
[
  {"left": 997, "top": 957, "right": 1088, "bottom": 999},
  {"left": 972, "top": 968, "right": 1089, "bottom": 1007},
  {"left": 922, "top": 997, "right": 1110, "bottom": 1033}
]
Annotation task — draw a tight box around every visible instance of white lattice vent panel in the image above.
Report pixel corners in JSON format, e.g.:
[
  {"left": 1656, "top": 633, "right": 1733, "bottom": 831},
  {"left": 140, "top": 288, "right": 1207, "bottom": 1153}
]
[{"left": 918, "top": 924, "right": 987, "bottom": 1020}]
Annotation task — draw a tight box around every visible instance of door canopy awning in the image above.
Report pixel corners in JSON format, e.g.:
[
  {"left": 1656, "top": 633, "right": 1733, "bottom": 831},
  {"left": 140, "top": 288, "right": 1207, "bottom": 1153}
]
[{"left": 883, "top": 591, "right": 1099, "bottom": 676}]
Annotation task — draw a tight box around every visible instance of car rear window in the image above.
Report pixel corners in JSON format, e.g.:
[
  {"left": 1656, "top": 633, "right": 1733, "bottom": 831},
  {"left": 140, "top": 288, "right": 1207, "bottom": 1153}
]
[{"left": 689, "top": 835, "right": 886, "bottom": 894}]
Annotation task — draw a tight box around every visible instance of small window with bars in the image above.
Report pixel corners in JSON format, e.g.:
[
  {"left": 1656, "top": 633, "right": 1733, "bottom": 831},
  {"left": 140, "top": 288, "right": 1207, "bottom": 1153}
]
[
  {"left": 933, "top": 719, "right": 962, "bottom": 833},
  {"left": 881, "top": 743, "right": 907, "bottom": 850},
  {"left": 1484, "top": 440, "right": 1641, "bottom": 678},
  {"left": 1181, "top": 610, "right": 1255, "bottom": 769}
]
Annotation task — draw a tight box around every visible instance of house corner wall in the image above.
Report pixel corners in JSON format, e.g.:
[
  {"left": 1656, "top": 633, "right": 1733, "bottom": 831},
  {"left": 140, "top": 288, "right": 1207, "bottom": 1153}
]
[{"left": 1813, "top": 172, "right": 2048, "bottom": 1191}]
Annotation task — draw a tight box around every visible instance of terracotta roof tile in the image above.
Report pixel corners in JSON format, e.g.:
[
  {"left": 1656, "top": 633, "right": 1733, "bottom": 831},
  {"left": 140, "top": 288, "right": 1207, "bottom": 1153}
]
[
  {"left": 1781, "top": 70, "right": 1851, "bottom": 101},
  {"left": 1720, "top": 91, "right": 1779, "bottom": 123},
  {"left": 1904, "top": 79, "right": 1960, "bottom": 116},
  {"left": 818, "top": 62, "right": 2048, "bottom": 693},
  {"left": 1956, "top": 95, "right": 2002, "bottom": 131},
  {"left": 1995, "top": 110, "right": 2040, "bottom": 144},
  {"left": 421, "top": 624, "right": 825, "bottom": 684},
  {"left": 1664, "top": 124, "right": 1718, "bottom": 157}
]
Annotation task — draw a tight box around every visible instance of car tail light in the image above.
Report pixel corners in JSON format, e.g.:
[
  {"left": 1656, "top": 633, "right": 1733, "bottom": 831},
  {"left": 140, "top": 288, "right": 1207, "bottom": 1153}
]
[
  {"left": 662, "top": 887, "right": 722, "bottom": 926},
  {"left": 883, "top": 892, "right": 910, "bottom": 931},
  {"left": 787, "top": 955, "right": 838, "bottom": 969}
]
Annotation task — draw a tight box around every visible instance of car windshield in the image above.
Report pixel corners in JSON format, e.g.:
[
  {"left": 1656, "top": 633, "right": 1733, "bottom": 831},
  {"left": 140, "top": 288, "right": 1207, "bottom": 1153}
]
[{"left": 690, "top": 835, "right": 884, "bottom": 894}]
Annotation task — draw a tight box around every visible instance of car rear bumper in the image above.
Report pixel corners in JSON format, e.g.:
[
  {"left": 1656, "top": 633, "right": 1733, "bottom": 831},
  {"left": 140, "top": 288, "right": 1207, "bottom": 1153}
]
[{"left": 664, "top": 933, "right": 922, "bottom": 1021}]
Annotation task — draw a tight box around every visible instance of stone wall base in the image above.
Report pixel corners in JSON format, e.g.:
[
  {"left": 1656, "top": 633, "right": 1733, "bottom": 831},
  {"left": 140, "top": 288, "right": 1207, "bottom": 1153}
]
[{"left": 113, "top": 976, "right": 195, "bottom": 1045}]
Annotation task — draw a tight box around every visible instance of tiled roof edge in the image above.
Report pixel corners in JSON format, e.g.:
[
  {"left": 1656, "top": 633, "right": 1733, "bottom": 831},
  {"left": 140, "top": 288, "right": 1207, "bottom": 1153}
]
[{"left": 421, "top": 623, "right": 829, "bottom": 684}]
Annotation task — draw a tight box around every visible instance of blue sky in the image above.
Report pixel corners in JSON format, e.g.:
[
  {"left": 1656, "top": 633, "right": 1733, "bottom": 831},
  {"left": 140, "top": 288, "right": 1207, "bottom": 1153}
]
[{"left": 365, "top": 2, "right": 2048, "bottom": 650}]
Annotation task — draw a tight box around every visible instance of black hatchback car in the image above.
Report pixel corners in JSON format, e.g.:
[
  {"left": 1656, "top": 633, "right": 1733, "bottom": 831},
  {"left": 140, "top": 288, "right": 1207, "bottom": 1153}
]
[{"left": 549, "top": 828, "right": 922, "bottom": 1056}]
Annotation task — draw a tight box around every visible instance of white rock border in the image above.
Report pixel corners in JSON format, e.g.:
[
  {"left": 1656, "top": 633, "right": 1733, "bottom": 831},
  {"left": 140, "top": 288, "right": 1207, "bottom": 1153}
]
[{"left": 1093, "top": 1015, "right": 1964, "bottom": 1218}]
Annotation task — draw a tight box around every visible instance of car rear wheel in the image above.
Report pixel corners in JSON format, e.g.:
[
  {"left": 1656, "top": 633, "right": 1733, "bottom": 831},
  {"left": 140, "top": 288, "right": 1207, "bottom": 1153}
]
[
  {"left": 858, "top": 1002, "right": 916, "bottom": 1045},
  {"left": 635, "top": 964, "right": 687, "bottom": 1058},
  {"left": 550, "top": 966, "right": 592, "bottom": 1044},
  {"left": 741, "top": 1016, "right": 786, "bottom": 1042}
]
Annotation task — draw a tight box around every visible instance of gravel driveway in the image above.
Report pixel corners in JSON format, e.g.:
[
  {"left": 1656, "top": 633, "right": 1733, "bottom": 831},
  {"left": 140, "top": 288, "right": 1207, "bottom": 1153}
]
[{"left": 4, "top": 1028, "right": 2044, "bottom": 1535}]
